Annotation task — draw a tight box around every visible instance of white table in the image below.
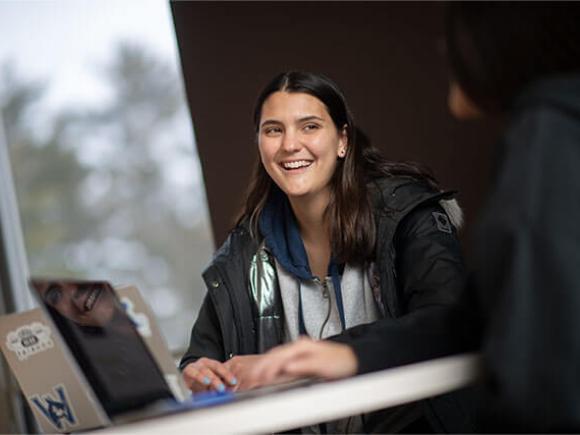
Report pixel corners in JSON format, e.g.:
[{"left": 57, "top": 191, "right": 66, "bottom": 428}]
[{"left": 101, "top": 353, "right": 480, "bottom": 434}]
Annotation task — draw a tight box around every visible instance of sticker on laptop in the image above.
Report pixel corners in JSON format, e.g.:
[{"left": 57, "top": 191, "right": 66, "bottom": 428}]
[
  {"left": 29, "top": 384, "right": 77, "bottom": 431},
  {"left": 120, "top": 297, "right": 152, "bottom": 338},
  {"left": 6, "top": 322, "right": 54, "bottom": 361}
]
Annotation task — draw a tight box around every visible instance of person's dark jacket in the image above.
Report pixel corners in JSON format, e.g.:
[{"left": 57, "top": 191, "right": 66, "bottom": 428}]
[
  {"left": 181, "top": 176, "right": 473, "bottom": 431},
  {"left": 468, "top": 75, "right": 580, "bottom": 432},
  {"left": 344, "top": 75, "right": 580, "bottom": 432}
]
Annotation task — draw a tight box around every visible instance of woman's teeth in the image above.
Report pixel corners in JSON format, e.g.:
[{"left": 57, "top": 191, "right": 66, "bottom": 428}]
[
  {"left": 282, "top": 160, "right": 312, "bottom": 169},
  {"left": 84, "top": 288, "right": 100, "bottom": 311}
]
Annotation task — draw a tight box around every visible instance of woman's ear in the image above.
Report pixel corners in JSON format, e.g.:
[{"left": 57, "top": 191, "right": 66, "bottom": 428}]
[
  {"left": 448, "top": 81, "right": 483, "bottom": 120},
  {"left": 337, "top": 126, "right": 348, "bottom": 158}
]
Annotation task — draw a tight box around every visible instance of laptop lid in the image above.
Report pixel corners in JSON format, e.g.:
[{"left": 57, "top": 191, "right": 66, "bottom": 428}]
[
  {"left": 0, "top": 307, "right": 111, "bottom": 432},
  {"left": 115, "top": 284, "right": 190, "bottom": 402},
  {"left": 30, "top": 279, "right": 174, "bottom": 417}
]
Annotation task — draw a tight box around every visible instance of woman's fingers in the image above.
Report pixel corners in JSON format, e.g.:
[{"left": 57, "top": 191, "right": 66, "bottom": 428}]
[
  {"left": 182, "top": 363, "right": 211, "bottom": 392},
  {"left": 201, "top": 358, "right": 238, "bottom": 389},
  {"left": 248, "top": 338, "right": 358, "bottom": 385},
  {"left": 198, "top": 365, "right": 227, "bottom": 391},
  {"left": 182, "top": 358, "right": 237, "bottom": 392}
]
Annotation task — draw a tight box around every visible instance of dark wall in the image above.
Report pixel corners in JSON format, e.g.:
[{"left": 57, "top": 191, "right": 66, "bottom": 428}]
[{"left": 171, "top": 1, "right": 500, "bottom": 248}]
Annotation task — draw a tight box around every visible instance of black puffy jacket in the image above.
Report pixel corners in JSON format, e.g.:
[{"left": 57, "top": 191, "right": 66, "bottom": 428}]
[
  {"left": 180, "top": 176, "right": 475, "bottom": 432},
  {"left": 181, "top": 177, "right": 465, "bottom": 364}
]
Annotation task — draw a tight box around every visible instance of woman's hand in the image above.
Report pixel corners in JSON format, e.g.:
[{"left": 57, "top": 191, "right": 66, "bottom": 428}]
[
  {"left": 224, "top": 354, "right": 273, "bottom": 391},
  {"left": 247, "top": 337, "right": 359, "bottom": 386},
  {"left": 182, "top": 357, "right": 238, "bottom": 393}
]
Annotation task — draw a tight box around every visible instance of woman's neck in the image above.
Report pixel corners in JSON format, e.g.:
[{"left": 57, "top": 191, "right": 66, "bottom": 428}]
[
  {"left": 289, "top": 193, "right": 329, "bottom": 241},
  {"left": 288, "top": 191, "right": 332, "bottom": 278}
]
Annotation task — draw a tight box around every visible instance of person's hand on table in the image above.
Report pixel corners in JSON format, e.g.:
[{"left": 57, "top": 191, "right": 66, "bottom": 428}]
[
  {"left": 247, "top": 337, "right": 359, "bottom": 386},
  {"left": 182, "top": 357, "right": 238, "bottom": 393},
  {"left": 224, "top": 354, "right": 280, "bottom": 391}
]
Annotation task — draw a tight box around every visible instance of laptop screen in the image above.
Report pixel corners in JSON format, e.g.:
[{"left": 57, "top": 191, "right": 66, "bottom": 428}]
[{"left": 30, "top": 279, "right": 174, "bottom": 416}]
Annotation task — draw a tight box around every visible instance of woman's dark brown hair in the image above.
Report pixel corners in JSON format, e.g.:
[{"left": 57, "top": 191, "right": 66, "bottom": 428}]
[
  {"left": 445, "top": 2, "right": 580, "bottom": 113},
  {"left": 239, "top": 71, "right": 438, "bottom": 264}
]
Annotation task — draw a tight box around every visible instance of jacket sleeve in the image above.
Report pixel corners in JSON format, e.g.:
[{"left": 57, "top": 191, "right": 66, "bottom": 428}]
[
  {"left": 396, "top": 202, "right": 466, "bottom": 312},
  {"left": 179, "top": 290, "right": 226, "bottom": 370},
  {"left": 332, "top": 203, "right": 477, "bottom": 374}
]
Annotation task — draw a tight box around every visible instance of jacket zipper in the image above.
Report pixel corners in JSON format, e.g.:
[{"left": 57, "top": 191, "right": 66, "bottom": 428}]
[{"left": 312, "top": 277, "right": 332, "bottom": 339}]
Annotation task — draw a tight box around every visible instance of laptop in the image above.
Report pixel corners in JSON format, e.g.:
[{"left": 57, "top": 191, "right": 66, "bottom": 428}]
[
  {"left": 25, "top": 278, "right": 317, "bottom": 430},
  {"left": 29, "top": 279, "right": 177, "bottom": 418}
]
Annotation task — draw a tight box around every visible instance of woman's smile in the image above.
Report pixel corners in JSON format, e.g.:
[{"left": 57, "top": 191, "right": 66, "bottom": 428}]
[{"left": 280, "top": 159, "right": 313, "bottom": 171}]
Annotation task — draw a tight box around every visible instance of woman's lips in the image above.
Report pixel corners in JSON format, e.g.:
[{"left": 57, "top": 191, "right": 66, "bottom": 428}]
[
  {"left": 280, "top": 160, "right": 313, "bottom": 171},
  {"left": 83, "top": 287, "right": 102, "bottom": 312}
]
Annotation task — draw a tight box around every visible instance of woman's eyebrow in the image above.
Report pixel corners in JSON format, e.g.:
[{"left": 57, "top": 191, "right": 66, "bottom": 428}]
[
  {"left": 297, "top": 115, "right": 324, "bottom": 123},
  {"left": 260, "top": 115, "right": 325, "bottom": 129},
  {"left": 260, "top": 119, "right": 282, "bottom": 128}
]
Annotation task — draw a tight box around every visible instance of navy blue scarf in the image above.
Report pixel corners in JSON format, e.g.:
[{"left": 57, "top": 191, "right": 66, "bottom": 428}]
[{"left": 259, "top": 188, "right": 346, "bottom": 333}]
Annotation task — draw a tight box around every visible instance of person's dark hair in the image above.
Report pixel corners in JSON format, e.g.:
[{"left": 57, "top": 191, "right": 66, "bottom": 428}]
[
  {"left": 239, "top": 71, "right": 438, "bottom": 264},
  {"left": 445, "top": 2, "right": 580, "bottom": 113}
]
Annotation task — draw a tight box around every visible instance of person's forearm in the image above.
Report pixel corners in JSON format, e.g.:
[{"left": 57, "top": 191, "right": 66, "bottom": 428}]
[{"left": 333, "top": 305, "right": 478, "bottom": 374}]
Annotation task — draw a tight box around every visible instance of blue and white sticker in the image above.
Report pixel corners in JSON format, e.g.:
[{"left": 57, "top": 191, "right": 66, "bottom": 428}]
[
  {"left": 6, "top": 322, "right": 54, "bottom": 361},
  {"left": 120, "top": 297, "right": 152, "bottom": 338},
  {"left": 29, "top": 384, "right": 77, "bottom": 431}
]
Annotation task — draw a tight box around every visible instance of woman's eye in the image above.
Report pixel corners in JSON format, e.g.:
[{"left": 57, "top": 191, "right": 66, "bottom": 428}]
[
  {"left": 264, "top": 126, "right": 282, "bottom": 135},
  {"left": 44, "top": 285, "right": 62, "bottom": 305},
  {"left": 303, "top": 123, "right": 320, "bottom": 132}
]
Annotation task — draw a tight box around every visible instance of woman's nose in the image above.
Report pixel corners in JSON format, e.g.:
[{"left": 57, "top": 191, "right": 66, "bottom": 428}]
[
  {"left": 281, "top": 130, "right": 301, "bottom": 153},
  {"left": 71, "top": 285, "right": 89, "bottom": 311},
  {"left": 71, "top": 294, "right": 86, "bottom": 311}
]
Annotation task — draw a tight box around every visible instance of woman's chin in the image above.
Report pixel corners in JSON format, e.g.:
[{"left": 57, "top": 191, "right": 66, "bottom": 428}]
[{"left": 282, "top": 187, "right": 312, "bottom": 200}]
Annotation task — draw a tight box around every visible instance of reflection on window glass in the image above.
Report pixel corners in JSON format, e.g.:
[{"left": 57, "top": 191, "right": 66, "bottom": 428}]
[{"left": 0, "top": 0, "right": 213, "bottom": 351}]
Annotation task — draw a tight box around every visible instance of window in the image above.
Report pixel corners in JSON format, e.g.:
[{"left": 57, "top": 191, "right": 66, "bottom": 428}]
[{"left": 0, "top": 0, "right": 213, "bottom": 351}]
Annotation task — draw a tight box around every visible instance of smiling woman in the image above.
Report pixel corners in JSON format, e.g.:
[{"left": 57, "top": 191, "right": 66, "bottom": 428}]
[
  {"left": 180, "top": 71, "right": 470, "bottom": 432},
  {"left": 258, "top": 91, "right": 347, "bottom": 279}
]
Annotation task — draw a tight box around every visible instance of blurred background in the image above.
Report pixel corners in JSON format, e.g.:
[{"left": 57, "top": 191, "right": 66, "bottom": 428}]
[{"left": 0, "top": 0, "right": 214, "bottom": 354}]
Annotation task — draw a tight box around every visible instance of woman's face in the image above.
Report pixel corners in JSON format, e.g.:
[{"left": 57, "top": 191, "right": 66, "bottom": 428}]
[
  {"left": 258, "top": 91, "right": 347, "bottom": 202},
  {"left": 448, "top": 81, "right": 483, "bottom": 119},
  {"left": 39, "top": 281, "right": 116, "bottom": 327}
]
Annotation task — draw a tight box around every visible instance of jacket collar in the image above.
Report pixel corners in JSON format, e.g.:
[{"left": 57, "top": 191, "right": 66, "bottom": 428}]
[{"left": 259, "top": 188, "right": 313, "bottom": 281}]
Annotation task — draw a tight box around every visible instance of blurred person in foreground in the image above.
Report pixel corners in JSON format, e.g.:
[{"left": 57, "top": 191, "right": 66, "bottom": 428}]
[{"left": 249, "top": 2, "right": 580, "bottom": 431}]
